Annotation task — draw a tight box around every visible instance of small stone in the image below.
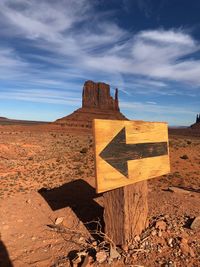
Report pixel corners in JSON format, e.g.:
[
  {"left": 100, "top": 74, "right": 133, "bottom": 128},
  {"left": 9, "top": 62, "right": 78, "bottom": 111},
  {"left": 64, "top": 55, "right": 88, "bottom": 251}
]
[
  {"left": 158, "top": 230, "right": 162, "bottom": 237},
  {"left": 155, "top": 220, "right": 167, "bottom": 231},
  {"left": 55, "top": 217, "right": 64, "bottom": 225},
  {"left": 151, "top": 230, "right": 157, "bottom": 236},
  {"left": 168, "top": 238, "right": 173, "bottom": 247},
  {"left": 190, "top": 216, "right": 200, "bottom": 230},
  {"left": 26, "top": 199, "right": 31, "bottom": 204},
  {"left": 96, "top": 250, "right": 107, "bottom": 264}
]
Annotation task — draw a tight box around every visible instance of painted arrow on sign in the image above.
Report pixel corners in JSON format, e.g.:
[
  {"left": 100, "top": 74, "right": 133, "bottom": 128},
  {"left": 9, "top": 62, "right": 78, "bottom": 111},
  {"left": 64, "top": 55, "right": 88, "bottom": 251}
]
[{"left": 99, "top": 127, "right": 168, "bottom": 178}]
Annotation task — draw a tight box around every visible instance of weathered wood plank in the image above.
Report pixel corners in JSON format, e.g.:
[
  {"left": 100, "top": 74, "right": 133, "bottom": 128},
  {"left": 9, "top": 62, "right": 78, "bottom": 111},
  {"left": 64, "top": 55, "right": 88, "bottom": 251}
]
[{"left": 93, "top": 119, "right": 170, "bottom": 193}]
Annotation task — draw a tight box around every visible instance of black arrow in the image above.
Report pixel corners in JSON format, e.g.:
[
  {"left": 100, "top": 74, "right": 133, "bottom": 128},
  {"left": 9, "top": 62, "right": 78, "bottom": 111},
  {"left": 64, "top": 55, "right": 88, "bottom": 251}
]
[{"left": 99, "top": 127, "right": 168, "bottom": 178}]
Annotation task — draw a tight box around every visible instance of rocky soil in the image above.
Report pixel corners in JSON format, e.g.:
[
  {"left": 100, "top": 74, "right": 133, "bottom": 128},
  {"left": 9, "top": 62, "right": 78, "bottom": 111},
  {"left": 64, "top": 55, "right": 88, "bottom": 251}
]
[{"left": 0, "top": 124, "right": 200, "bottom": 266}]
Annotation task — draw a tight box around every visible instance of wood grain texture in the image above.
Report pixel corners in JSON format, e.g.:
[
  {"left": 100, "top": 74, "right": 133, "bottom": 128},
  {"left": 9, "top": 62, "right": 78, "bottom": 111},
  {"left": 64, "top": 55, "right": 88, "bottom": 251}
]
[
  {"left": 103, "top": 181, "right": 148, "bottom": 246},
  {"left": 93, "top": 119, "right": 170, "bottom": 193}
]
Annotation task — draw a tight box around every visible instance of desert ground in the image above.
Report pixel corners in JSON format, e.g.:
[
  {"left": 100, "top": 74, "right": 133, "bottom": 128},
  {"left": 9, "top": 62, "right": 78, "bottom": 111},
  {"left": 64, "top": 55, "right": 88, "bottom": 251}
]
[{"left": 0, "top": 123, "right": 200, "bottom": 267}]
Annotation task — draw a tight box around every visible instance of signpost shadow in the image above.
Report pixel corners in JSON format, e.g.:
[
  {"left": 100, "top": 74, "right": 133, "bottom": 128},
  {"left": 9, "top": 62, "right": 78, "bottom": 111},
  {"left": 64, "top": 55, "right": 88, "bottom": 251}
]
[{"left": 38, "top": 179, "right": 104, "bottom": 234}]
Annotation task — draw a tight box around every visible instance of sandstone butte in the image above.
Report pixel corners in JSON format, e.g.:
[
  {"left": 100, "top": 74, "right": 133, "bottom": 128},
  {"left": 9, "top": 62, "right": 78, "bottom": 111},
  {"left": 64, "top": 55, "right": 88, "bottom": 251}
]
[{"left": 55, "top": 80, "right": 127, "bottom": 128}]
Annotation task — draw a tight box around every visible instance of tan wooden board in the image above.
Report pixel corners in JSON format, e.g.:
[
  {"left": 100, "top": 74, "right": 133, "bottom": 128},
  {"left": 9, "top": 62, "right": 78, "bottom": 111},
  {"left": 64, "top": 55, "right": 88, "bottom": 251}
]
[{"left": 93, "top": 119, "right": 170, "bottom": 193}]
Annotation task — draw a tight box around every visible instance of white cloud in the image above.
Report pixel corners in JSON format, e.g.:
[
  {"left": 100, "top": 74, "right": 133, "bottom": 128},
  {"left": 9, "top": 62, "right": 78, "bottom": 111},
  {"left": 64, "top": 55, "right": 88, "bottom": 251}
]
[
  {"left": 139, "top": 30, "right": 195, "bottom": 46},
  {"left": 0, "top": 0, "right": 200, "bottom": 104}
]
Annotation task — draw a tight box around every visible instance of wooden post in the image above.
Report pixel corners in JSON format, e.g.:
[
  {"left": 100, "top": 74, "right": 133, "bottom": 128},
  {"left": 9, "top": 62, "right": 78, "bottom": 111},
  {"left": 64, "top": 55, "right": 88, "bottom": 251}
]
[
  {"left": 103, "top": 180, "right": 148, "bottom": 246},
  {"left": 93, "top": 119, "right": 170, "bottom": 246}
]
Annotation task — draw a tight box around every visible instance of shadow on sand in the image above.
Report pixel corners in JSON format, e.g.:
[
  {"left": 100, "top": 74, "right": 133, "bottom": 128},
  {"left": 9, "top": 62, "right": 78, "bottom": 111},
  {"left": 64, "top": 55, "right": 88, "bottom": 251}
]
[
  {"left": 38, "top": 179, "right": 104, "bottom": 233},
  {"left": 0, "top": 241, "right": 13, "bottom": 267}
]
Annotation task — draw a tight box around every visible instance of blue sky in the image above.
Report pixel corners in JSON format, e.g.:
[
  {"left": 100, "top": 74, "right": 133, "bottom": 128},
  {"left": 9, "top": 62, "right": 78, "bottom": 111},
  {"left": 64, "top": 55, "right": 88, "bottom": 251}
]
[{"left": 0, "top": 0, "right": 200, "bottom": 126}]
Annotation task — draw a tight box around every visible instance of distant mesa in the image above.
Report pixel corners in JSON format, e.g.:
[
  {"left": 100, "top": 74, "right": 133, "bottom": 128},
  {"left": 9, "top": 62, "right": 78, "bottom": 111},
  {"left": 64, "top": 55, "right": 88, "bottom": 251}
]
[
  {"left": 0, "top": 116, "right": 47, "bottom": 125},
  {"left": 190, "top": 113, "right": 200, "bottom": 129},
  {"left": 55, "top": 80, "right": 127, "bottom": 128},
  {"left": 0, "top": 117, "right": 9, "bottom": 121}
]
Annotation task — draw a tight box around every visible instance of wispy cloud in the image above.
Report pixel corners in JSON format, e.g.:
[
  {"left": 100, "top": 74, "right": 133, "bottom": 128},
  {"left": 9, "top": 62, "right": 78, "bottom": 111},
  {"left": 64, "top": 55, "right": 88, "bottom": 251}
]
[
  {"left": 121, "top": 101, "right": 196, "bottom": 115},
  {"left": 0, "top": 88, "right": 81, "bottom": 105}
]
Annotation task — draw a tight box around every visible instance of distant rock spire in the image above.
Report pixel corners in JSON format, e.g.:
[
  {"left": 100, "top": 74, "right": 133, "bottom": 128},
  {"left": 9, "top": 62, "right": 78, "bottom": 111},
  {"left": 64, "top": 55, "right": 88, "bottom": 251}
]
[
  {"left": 115, "top": 88, "right": 119, "bottom": 111},
  {"left": 195, "top": 113, "right": 200, "bottom": 123}
]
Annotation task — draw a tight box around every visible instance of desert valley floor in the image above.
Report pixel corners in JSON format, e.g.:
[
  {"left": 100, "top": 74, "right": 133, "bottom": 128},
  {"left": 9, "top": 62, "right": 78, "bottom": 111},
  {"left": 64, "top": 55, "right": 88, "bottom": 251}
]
[{"left": 0, "top": 124, "right": 200, "bottom": 267}]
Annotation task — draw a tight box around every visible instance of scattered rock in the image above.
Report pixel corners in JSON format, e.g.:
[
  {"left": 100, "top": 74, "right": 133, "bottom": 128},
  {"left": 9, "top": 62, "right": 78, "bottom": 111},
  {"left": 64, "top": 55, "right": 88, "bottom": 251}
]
[
  {"left": 190, "top": 216, "right": 200, "bottom": 230},
  {"left": 158, "top": 230, "right": 162, "bottom": 237},
  {"left": 168, "top": 238, "right": 173, "bottom": 247},
  {"left": 96, "top": 250, "right": 107, "bottom": 264},
  {"left": 151, "top": 230, "right": 157, "bottom": 236},
  {"left": 155, "top": 220, "right": 167, "bottom": 231},
  {"left": 55, "top": 217, "right": 64, "bottom": 225}
]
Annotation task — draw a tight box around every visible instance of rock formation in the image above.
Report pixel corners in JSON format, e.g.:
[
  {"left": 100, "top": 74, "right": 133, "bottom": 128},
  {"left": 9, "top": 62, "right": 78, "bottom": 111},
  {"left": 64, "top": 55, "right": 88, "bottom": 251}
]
[
  {"left": 196, "top": 114, "right": 200, "bottom": 124},
  {"left": 82, "top": 81, "right": 119, "bottom": 111},
  {"left": 190, "top": 113, "right": 200, "bottom": 130},
  {"left": 55, "top": 80, "right": 127, "bottom": 128}
]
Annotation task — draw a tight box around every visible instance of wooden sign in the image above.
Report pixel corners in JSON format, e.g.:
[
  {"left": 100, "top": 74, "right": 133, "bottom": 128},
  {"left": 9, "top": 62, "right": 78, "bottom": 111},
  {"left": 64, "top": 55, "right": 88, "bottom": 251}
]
[{"left": 93, "top": 119, "right": 170, "bottom": 193}]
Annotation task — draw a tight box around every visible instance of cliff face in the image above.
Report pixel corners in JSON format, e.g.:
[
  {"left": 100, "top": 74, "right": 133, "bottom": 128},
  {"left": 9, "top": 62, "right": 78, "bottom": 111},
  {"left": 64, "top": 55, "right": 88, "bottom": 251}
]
[
  {"left": 82, "top": 80, "right": 119, "bottom": 111},
  {"left": 55, "top": 80, "right": 127, "bottom": 128}
]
